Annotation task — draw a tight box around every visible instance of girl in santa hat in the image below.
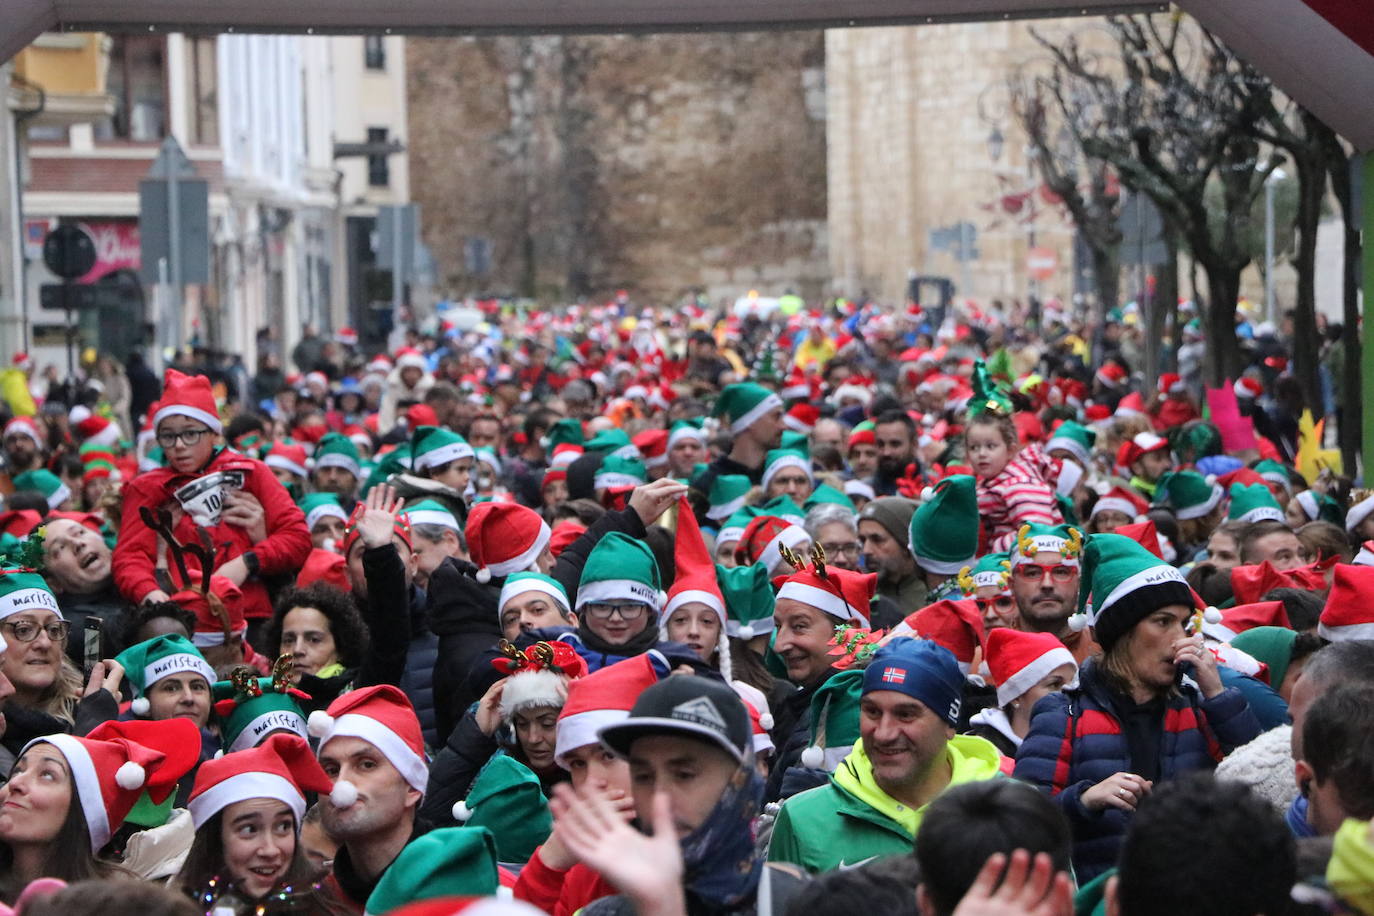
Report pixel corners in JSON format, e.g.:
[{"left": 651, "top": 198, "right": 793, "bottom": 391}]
[
  {"left": 112, "top": 370, "right": 312, "bottom": 631},
  {"left": 175, "top": 734, "right": 340, "bottom": 912},
  {"left": 0, "top": 718, "right": 199, "bottom": 901}
]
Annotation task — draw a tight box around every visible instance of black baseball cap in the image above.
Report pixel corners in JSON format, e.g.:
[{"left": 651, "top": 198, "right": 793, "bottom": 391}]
[{"left": 598, "top": 675, "right": 751, "bottom": 763}]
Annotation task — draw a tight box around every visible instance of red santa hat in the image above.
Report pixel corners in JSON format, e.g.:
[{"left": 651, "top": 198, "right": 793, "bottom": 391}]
[
  {"left": 335, "top": 327, "right": 359, "bottom": 347},
  {"left": 773, "top": 564, "right": 875, "bottom": 626},
  {"left": 632, "top": 429, "right": 669, "bottom": 470},
  {"left": 188, "top": 733, "right": 334, "bottom": 829},
  {"left": 1091, "top": 486, "right": 1150, "bottom": 522},
  {"left": 1318, "top": 564, "right": 1374, "bottom": 642},
  {"left": 1114, "top": 392, "right": 1147, "bottom": 419},
  {"left": 1084, "top": 403, "right": 1112, "bottom": 423},
  {"left": 465, "top": 502, "right": 552, "bottom": 584},
  {"left": 297, "top": 548, "right": 351, "bottom": 591},
  {"left": 734, "top": 515, "right": 811, "bottom": 577},
  {"left": 1216, "top": 468, "right": 1268, "bottom": 490},
  {"left": 1095, "top": 363, "right": 1127, "bottom": 388},
  {"left": 985, "top": 628, "right": 1076, "bottom": 708},
  {"left": 549, "top": 442, "right": 584, "bottom": 470},
  {"left": 153, "top": 369, "right": 222, "bottom": 434},
  {"left": 1116, "top": 431, "right": 1169, "bottom": 468},
  {"left": 1231, "top": 557, "right": 1333, "bottom": 605},
  {"left": 308, "top": 684, "right": 428, "bottom": 797},
  {"left": 1234, "top": 377, "right": 1263, "bottom": 401},
  {"left": 1157, "top": 373, "right": 1186, "bottom": 396},
  {"left": 74, "top": 414, "right": 121, "bottom": 448},
  {"left": 664, "top": 498, "right": 726, "bottom": 629},
  {"left": 30, "top": 718, "right": 201, "bottom": 851},
  {"left": 395, "top": 347, "right": 427, "bottom": 371},
  {"left": 11, "top": 352, "right": 31, "bottom": 369},
  {"left": 2, "top": 416, "right": 44, "bottom": 448},
  {"left": 894, "top": 599, "right": 985, "bottom": 673},
  {"left": 781, "top": 368, "right": 811, "bottom": 401},
  {"left": 1113, "top": 519, "right": 1165, "bottom": 559},
  {"left": 367, "top": 354, "right": 393, "bottom": 375},
  {"left": 1202, "top": 600, "right": 1291, "bottom": 643},
  {"left": 554, "top": 652, "right": 670, "bottom": 766},
  {"left": 547, "top": 521, "right": 585, "bottom": 559},
  {"left": 784, "top": 403, "right": 820, "bottom": 433},
  {"left": 0, "top": 509, "right": 42, "bottom": 540},
  {"left": 744, "top": 699, "right": 775, "bottom": 756},
  {"left": 264, "top": 441, "right": 310, "bottom": 479}
]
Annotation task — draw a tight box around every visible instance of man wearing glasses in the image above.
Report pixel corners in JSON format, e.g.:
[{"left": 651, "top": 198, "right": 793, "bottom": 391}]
[{"left": 1009, "top": 523, "right": 1098, "bottom": 663}]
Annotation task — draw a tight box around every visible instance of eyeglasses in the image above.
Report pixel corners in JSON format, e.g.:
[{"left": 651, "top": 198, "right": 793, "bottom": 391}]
[
  {"left": 2, "top": 620, "right": 71, "bottom": 643},
  {"left": 1014, "top": 563, "right": 1077, "bottom": 584},
  {"left": 975, "top": 595, "right": 1017, "bottom": 615},
  {"left": 820, "top": 542, "right": 861, "bottom": 558},
  {"left": 584, "top": 603, "right": 649, "bottom": 621},
  {"left": 156, "top": 427, "right": 212, "bottom": 448}
]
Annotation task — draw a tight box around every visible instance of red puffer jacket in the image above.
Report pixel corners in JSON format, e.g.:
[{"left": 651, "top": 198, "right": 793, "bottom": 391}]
[{"left": 113, "top": 448, "right": 312, "bottom": 619}]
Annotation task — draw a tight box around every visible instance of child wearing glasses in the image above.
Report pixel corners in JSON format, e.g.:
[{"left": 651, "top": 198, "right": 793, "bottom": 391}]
[{"left": 113, "top": 370, "right": 312, "bottom": 635}]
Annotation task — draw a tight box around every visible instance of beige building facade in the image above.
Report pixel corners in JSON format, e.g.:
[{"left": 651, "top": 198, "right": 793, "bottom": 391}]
[{"left": 825, "top": 20, "right": 1085, "bottom": 307}]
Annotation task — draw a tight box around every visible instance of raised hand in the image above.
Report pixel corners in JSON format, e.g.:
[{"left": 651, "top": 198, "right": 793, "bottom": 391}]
[
  {"left": 951, "top": 850, "right": 1073, "bottom": 916},
  {"left": 628, "top": 479, "right": 689, "bottom": 526},
  {"left": 356, "top": 483, "right": 405, "bottom": 549}
]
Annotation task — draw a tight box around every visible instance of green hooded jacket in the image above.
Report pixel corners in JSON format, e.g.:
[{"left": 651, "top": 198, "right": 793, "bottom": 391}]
[{"left": 766, "top": 734, "right": 1002, "bottom": 873}]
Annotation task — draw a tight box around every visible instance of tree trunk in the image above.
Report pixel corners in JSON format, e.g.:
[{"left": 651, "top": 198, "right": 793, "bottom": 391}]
[
  {"left": 1203, "top": 264, "right": 1243, "bottom": 387},
  {"left": 1324, "top": 144, "right": 1362, "bottom": 474},
  {"left": 1290, "top": 154, "right": 1325, "bottom": 419},
  {"left": 1154, "top": 221, "right": 1180, "bottom": 376}
]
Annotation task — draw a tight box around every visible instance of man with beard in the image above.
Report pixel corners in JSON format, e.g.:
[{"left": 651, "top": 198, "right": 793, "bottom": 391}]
[
  {"left": 858, "top": 497, "right": 927, "bottom": 615},
  {"left": 41, "top": 516, "right": 121, "bottom": 663},
  {"left": 1009, "top": 523, "right": 1097, "bottom": 663},
  {"left": 1, "top": 416, "right": 44, "bottom": 475},
  {"left": 315, "top": 685, "right": 430, "bottom": 911},
  {"left": 768, "top": 637, "right": 1001, "bottom": 872},
  {"left": 872, "top": 410, "right": 919, "bottom": 496}
]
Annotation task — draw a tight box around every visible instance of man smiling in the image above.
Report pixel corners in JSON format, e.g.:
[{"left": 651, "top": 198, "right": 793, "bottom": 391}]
[{"left": 767, "top": 638, "right": 1000, "bottom": 872}]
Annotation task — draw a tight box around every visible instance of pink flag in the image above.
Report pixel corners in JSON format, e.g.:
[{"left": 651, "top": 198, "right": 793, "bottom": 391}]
[{"left": 1206, "top": 385, "right": 1259, "bottom": 452}]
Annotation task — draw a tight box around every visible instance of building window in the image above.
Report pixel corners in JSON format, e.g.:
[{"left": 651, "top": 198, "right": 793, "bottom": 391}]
[
  {"left": 95, "top": 35, "right": 167, "bottom": 142},
  {"left": 367, "top": 127, "right": 390, "bottom": 187},
  {"left": 364, "top": 36, "right": 386, "bottom": 70},
  {"left": 188, "top": 36, "right": 218, "bottom": 146}
]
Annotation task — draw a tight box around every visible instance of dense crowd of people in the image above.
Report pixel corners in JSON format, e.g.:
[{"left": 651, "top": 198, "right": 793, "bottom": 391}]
[{"left": 0, "top": 295, "right": 1366, "bottom": 915}]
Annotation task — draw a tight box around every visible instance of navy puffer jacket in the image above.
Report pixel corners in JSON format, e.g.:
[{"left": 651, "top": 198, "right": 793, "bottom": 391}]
[{"left": 1012, "top": 659, "right": 1261, "bottom": 881}]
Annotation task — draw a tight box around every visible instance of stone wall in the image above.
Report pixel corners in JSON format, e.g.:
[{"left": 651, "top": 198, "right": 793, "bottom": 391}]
[
  {"left": 406, "top": 31, "right": 828, "bottom": 306},
  {"left": 826, "top": 20, "right": 1087, "bottom": 306}
]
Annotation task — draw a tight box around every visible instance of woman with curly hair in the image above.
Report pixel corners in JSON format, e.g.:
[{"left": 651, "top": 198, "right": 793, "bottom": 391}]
[{"left": 261, "top": 583, "right": 370, "bottom": 714}]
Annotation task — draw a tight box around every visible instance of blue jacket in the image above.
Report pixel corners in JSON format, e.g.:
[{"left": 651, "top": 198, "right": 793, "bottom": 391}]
[{"left": 1013, "top": 659, "right": 1262, "bottom": 881}]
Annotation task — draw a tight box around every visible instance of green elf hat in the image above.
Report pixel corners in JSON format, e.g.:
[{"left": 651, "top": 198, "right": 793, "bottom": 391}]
[
  {"left": 706, "top": 474, "right": 752, "bottom": 522},
  {"left": 909, "top": 475, "right": 980, "bottom": 575},
  {"left": 212, "top": 672, "right": 311, "bottom": 754},
  {"left": 1152, "top": 470, "right": 1224, "bottom": 520},
  {"left": 314, "top": 432, "right": 363, "bottom": 480},
  {"left": 299, "top": 493, "right": 348, "bottom": 534},
  {"left": 716, "top": 561, "right": 775, "bottom": 639},
  {"left": 364, "top": 826, "right": 499, "bottom": 914},
  {"left": 1227, "top": 482, "right": 1285, "bottom": 524},
  {"left": 584, "top": 428, "right": 639, "bottom": 460},
  {"left": 761, "top": 449, "right": 811, "bottom": 494},
  {"left": 1294, "top": 488, "right": 1343, "bottom": 526},
  {"left": 576, "top": 532, "right": 663, "bottom": 613},
  {"left": 798, "top": 668, "right": 864, "bottom": 771},
  {"left": 1009, "top": 523, "right": 1086, "bottom": 567},
  {"left": 779, "top": 430, "right": 811, "bottom": 456},
  {"left": 401, "top": 498, "right": 461, "bottom": 533},
  {"left": 593, "top": 454, "right": 647, "bottom": 490},
  {"left": 114, "top": 635, "right": 217, "bottom": 717},
  {"left": 804, "top": 482, "right": 855, "bottom": 513},
  {"left": 966, "top": 360, "right": 1014, "bottom": 419},
  {"left": 1069, "top": 533, "right": 1202, "bottom": 649},
  {"left": 716, "top": 506, "right": 759, "bottom": 547},
  {"left": 11, "top": 469, "right": 71, "bottom": 511},
  {"left": 542, "top": 417, "right": 585, "bottom": 452},
  {"left": 1046, "top": 421, "right": 1097, "bottom": 467},
  {"left": 361, "top": 442, "right": 412, "bottom": 496},
  {"left": 758, "top": 494, "right": 806, "bottom": 526},
  {"left": 1253, "top": 459, "right": 1294, "bottom": 495},
  {"left": 956, "top": 552, "right": 1013, "bottom": 597},
  {"left": 713, "top": 382, "right": 783, "bottom": 436},
  {"left": 498, "top": 571, "right": 572, "bottom": 620},
  {"left": 667, "top": 418, "right": 707, "bottom": 450},
  {"left": 411, "top": 425, "right": 473, "bottom": 473},
  {"left": 451, "top": 754, "right": 553, "bottom": 863}
]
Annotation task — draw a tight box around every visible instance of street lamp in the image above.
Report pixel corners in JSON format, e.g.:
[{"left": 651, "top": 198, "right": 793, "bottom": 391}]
[{"left": 1264, "top": 166, "right": 1287, "bottom": 325}]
